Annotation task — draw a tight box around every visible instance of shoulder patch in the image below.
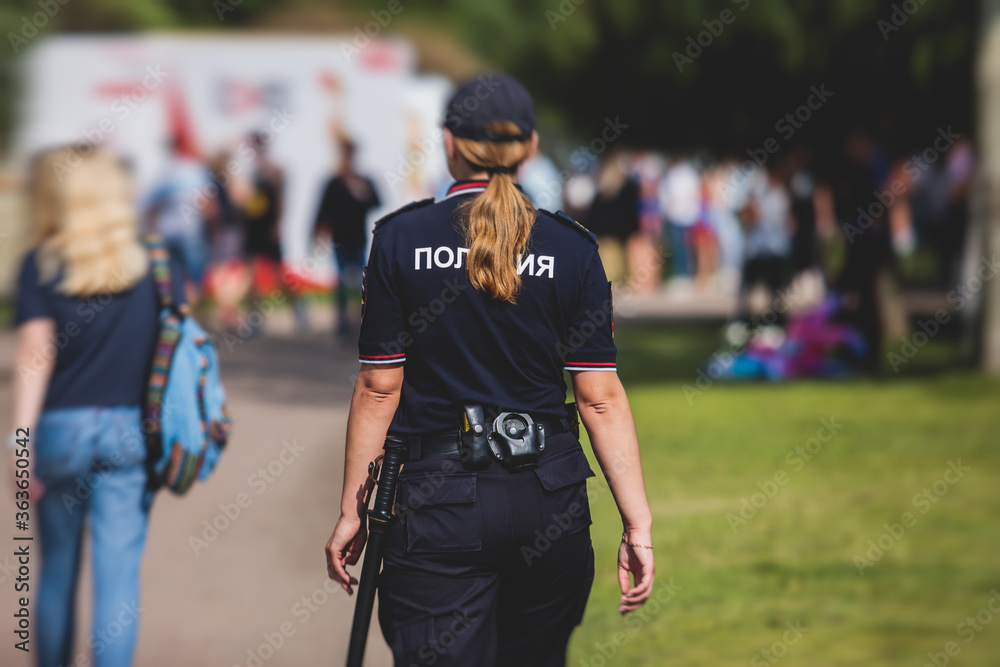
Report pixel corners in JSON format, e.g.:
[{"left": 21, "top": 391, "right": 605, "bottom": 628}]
[
  {"left": 374, "top": 198, "right": 434, "bottom": 229},
  {"left": 538, "top": 208, "right": 597, "bottom": 245}
]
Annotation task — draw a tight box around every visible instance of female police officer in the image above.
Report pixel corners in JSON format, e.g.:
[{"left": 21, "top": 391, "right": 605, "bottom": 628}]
[{"left": 326, "top": 74, "right": 654, "bottom": 665}]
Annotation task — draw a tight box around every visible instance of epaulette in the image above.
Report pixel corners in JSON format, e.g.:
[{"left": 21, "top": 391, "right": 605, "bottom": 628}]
[
  {"left": 538, "top": 208, "right": 597, "bottom": 245},
  {"left": 374, "top": 198, "right": 434, "bottom": 228}
]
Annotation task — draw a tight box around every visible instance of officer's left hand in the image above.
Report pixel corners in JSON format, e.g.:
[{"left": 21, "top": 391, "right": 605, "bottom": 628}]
[
  {"left": 617, "top": 531, "right": 655, "bottom": 614},
  {"left": 325, "top": 513, "right": 367, "bottom": 595}
]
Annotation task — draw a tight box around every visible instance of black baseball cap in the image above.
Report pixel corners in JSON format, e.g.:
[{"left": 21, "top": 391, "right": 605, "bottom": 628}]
[{"left": 443, "top": 73, "right": 536, "bottom": 143}]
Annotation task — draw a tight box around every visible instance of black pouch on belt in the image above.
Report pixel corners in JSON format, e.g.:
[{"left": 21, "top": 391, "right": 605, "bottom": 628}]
[
  {"left": 487, "top": 411, "right": 546, "bottom": 472},
  {"left": 459, "top": 405, "right": 492, "bottom": 471}
]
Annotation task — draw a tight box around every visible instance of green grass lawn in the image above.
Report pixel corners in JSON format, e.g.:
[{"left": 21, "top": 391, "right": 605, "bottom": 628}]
[{"left": 570, "top": 324, "right": 1000, "bottom": 666}]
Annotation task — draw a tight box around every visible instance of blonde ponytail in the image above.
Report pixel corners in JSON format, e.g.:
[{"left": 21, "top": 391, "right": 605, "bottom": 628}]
[{"left": 453, "top": 121, "right": 535, "bottom": 303}]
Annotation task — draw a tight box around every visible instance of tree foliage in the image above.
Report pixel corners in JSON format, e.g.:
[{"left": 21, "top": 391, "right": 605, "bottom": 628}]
[{"left": 0, "top": 0, "right": 976, "bottom": 156}]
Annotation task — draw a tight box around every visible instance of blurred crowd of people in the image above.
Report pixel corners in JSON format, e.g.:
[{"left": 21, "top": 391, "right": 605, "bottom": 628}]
[
  {"left": 518, "top": 129, "right": 975, "bottom": 372},
  {"left": 140, "top": 121, "right": 976, "bottom": 373},
  {"left": 142, "top": 128, "right": 382, "bottom": 339}
]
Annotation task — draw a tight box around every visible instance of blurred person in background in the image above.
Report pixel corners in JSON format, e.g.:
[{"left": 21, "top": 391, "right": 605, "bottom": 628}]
[
  {"left": 143, "top": 135, "right": 212, "bottom": 303},
  {"left": 942, "top": 136, "right": 975, "bottom": 286},
  {"left": 243, "top": 130, "right": 285, "bottom": 301},
  {"left": 588, "top": 150, "right": 640, "bottom": 283},
  {"left": 823, "top": 129, "right": 894, "bottom": 371},
  {"left": 205, "top": 151, "right": 250, "bottom": 330},
  {"left": 9, "top": 147, "right": 185, "bottom": 667},
  {"left": 787, "top": 147, "right": 825, "bottom": 299},
  {"left": 691, "top": 174, "right": 720, "bottom": 290},
  {"left": 313, "top": 138, "right": 381, "bottom": 338},
  {"left": 630, "top": 150, "right": 666, "bottom": 291},
  {"left": 562, "top": 170, "right": 597, "bottom": 226},
  {"left": 736, "top": 164, "right": 793, "bottom": 328},
  {"left": 705, "top": 159, "right": 745, "bottom": 291},
  {"left": 518, "top": 150, "right": 563, "bottom": 212},
  {"left": 660, "top": 156, "right": 701, "bottom": 287}
]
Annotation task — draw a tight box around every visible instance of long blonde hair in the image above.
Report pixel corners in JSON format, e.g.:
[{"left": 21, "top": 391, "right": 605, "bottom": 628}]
[
  {"left": 454, "top": 121, "right": 535, "bottom": 304},
  {"left": 31, "top": 146, "right": 148, "bottom": 296}
]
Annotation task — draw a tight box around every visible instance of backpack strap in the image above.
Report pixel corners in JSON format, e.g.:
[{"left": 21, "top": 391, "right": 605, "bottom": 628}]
[{"left": 146, "top": 236, "right": 174, "bottom": 309}]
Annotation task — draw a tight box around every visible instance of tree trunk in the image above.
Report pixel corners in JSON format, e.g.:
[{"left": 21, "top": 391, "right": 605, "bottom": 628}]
[{"left": 979, "top": 0, "right": 1000, "bottom": 374}]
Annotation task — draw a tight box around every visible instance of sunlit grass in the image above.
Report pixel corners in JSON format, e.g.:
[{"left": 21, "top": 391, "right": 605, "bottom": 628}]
[{"left": 570, "top": 325, "right": 1000, "bottom": 666}]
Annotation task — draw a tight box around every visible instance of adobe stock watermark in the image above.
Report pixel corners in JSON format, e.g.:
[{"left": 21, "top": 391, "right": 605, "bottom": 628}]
[
  {"left": 532, "top": 116, "right": 629, "bottom": 209},
  {"left": 922, "top": 589, "right": 1000, "bottom": 667},
  {"left": 51, "top": 66, "right": 171, "bottom": 180},
  {"left": 182, "top": 106, "right": 296, "bottom": 224},
  {"left": 843, "top": 127, "right": 960, "bottom": 244},
  {"left": 444, "top": 74, "right": 503, "bottom": 129},
  {"left": 546, "top": 0, "right": 586, "bottom": 31},
  {"left": 339, "top": 0, "right": 415, "bottom": 61},
  {"left": 673, "top": 0, "right": 752, "bottom": 73},
  {"left": 413, "top": 609, "right": 477, "bottom": 664},
  {"left": 384, "top": 128, "right": 442, "bottom": 193},
  {"left": 60, "top": 600, "right": 143, "bottom": 667},
  {"left": 577, "top": 578, "right": 681, "bottom": 666},
  {"left": 887, "top": 254, "right": 999, "bottom": 372},
  {"left": 854, "top": 459, "right": 969, "bottom": 575},
  {"left": 521, "top": 448, "right": 639, "bottom": 567},
  {"left": 188, "top": 439, "right": 307, "bottom": 556},
  {"left": 750, "top": 620, "right": 809, "bottom": 666},
  {"left": 682, "top": 288, "right": 813, "bottom": 405},
  {"left": 237, "top": 575, "right": 383, "bottom": 666},
  {"left": 727, "top": 417, "right": 843, "bottom": 534},
  {"left": 7, "top": 0, "right": 71, "bottom": 54},
  {"left": 17, "top": 265, "right": 140, "bottom": 386},
  {"left": 878, "top": 0, "right": 931, "bottom": 41},
  {"left": 719, "top": 83, "right": 834, "bottom": 202},
  {"left": 376, "top": 275, "right": 468, "bottom": 358},
  {"left": 220, "top": 289, "right": 288, "bottom": 353}
]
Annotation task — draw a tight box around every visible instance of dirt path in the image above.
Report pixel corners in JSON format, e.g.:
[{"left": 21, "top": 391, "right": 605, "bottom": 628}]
[{"left": 0, "top": 330, "right": 392, "bottom": 666}]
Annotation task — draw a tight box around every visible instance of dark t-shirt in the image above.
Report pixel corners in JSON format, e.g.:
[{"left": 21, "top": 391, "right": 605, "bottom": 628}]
[
  {"left": 359, "top": 180, "right": 617, "bottom": 435},
  {"left": 314, "top": 174, "right": 381, "bottom": 249},
  {"left": 245, "top": 170, "right": 283, "bottom": 260},
  {"left": 16, "top": 247, "right": 187, "bottom": 411}
]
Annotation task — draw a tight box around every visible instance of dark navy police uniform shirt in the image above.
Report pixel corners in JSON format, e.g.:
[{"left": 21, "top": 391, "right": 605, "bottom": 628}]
[
  {"left": 16, "top": 247, "right": 186, "bottom": 411},
  {"left": 359, "top": 180, "right": 617, "bottom": 435}
]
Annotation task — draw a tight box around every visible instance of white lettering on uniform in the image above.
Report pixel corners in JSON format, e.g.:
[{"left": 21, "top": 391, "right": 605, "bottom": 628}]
[
  {"left": 414, "top": 247, "right": 554, "bottom": 278},
  {"left": 434, "top": 247, "right": 455, "bottom": 268},
  {"left": 415, "top": 247, "right": 432, "bottom": 270},
  {"left": 517, "top": 254, "right": 535, "bottom": 276}
]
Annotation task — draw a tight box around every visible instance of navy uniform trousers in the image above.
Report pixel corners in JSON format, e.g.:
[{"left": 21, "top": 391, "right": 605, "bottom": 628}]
[{"left": 378, "top": 431, "right": 596, "bottom": 666}]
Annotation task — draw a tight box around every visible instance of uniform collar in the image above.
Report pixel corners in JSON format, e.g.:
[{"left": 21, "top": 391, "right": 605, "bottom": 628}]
[
  {"left": 443, "top": 179, "right": 525, "bottom": 200},
  {"left": 444, "top": 180, "right": 490, "bottom": 199}
]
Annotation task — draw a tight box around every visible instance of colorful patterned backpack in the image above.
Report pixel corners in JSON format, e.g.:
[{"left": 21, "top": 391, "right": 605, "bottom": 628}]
[{"left": 145, "top": 238, "right": 232, "bottom": 494}]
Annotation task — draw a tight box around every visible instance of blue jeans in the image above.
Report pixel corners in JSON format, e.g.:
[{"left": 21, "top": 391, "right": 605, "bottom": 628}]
[
  {"left": 334, "top": 243, "right": 367, "bottom": 332},
  {"left": 34, "top": 406, "right": 151, "bottom": 667},
  {"left": 669, "top": 222, "right": 693, "bottom": 278},
  {"left": 164, "top": 234, "right": 206, "bottom": 287}
]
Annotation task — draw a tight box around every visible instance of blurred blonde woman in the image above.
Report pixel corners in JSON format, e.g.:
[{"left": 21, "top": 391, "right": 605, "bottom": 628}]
[{"left": 8, "top": 146, "right": 184, "bottom": 667}]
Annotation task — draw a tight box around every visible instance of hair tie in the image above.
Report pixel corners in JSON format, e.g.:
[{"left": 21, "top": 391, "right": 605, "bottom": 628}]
[{"left": 487, "top": 165, "right": 514, "bottom": 176}]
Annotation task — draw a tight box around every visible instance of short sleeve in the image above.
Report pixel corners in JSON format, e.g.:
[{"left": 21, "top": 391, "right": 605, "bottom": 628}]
[
  {"left": 357, "top": 235, "right": 405, "bottom": 364},
  {"left": 563, "top": 249, "right": 617, "bottom": 372},
  {"left": 15, "top": 251, "right": 54, "bottom": 325}
]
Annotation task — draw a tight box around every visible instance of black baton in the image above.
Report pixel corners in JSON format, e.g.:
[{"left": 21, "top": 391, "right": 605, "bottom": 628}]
[{"left": 346, "top": 435, "right": 408, "bottom": 667}]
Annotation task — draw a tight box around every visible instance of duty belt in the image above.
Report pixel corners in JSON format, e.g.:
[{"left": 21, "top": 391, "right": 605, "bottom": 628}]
[{"left": 413, "top": 417, "right": 571, "bottom": 461}]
